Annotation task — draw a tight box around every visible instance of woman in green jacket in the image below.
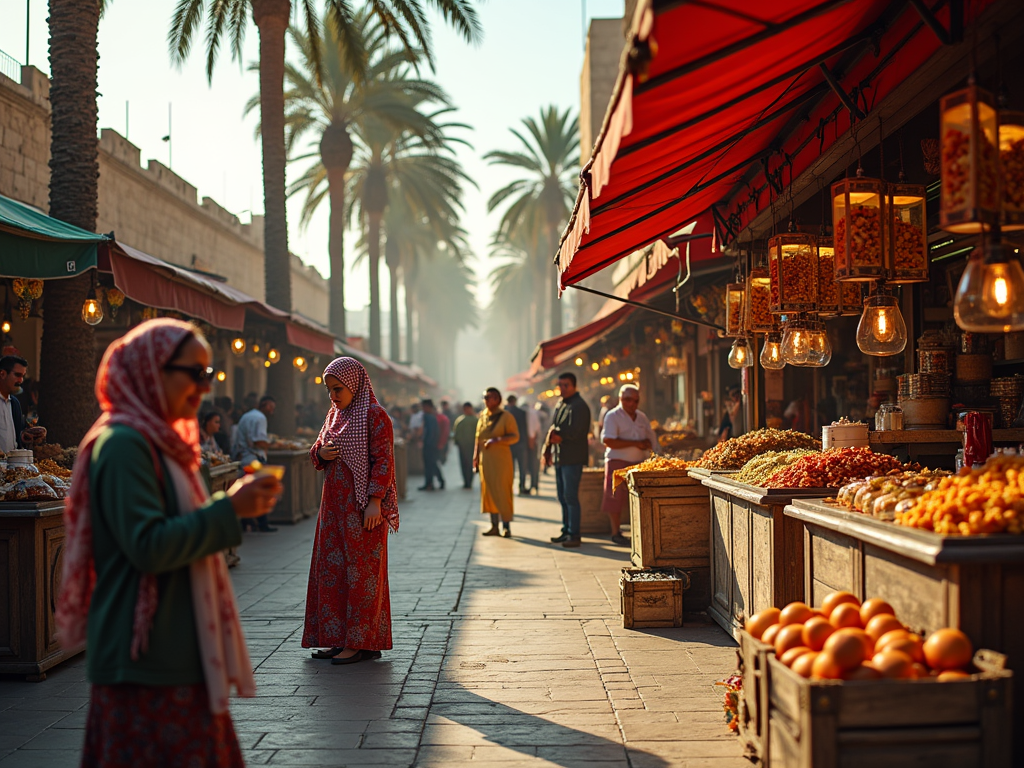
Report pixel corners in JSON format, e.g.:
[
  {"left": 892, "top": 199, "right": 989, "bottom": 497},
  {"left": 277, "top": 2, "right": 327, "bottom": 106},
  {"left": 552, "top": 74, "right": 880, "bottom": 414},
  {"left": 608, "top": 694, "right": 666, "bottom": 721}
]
[{"left": 57, "top": 319, "right": 282, "bottom": 768}]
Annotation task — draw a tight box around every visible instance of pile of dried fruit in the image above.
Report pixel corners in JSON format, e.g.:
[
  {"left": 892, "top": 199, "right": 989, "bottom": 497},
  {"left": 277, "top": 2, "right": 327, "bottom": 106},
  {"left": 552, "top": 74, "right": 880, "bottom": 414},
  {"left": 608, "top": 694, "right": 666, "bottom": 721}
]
[
  {"left": 36, "top": 459, "right": 72, "bottom": 480},
  {"left": 895, "top": 456, "right": 1024, "bottom": 535},
  {"left": 612, "top": 456, "right": 693, "bottom": 490},
  {"left": 696, "top": 429, "right": 821, "bottom": 471},
  {"left": 1002, "top": 132, "right": 1024, "bottom": 213},
  {"left": 836, "top": 469, "right": 951, "bottom": 521},
  {"left": 765, "top": 447, "right": 902, "bottom": 489},
  {"left": 835, "top": 205, "right": 882, "bottom": 267},
  {"left": 731, "top": 449, "right": 818, "bottom": 487},
  {"left": 891, "top": 216, "right": 926, "bottom": 273},
  {"left": 745, "top": 592, "right": 980, "bottom": 681}
]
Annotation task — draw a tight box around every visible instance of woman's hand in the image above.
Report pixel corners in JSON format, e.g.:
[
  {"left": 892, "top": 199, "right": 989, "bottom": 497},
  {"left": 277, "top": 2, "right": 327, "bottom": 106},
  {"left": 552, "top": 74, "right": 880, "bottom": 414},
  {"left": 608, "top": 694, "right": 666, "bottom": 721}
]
[
  {"left": 363, "top": 497, "right": 384, "bottom": 530},
  {"left": 484, "top": 437, "right": 501, "bottom": 449},
  {"left": 318, "top": 441, "right": 340, "bottom": 461},
  {"left": 227, "top": 474, "right": 282, "bottom": 518}
]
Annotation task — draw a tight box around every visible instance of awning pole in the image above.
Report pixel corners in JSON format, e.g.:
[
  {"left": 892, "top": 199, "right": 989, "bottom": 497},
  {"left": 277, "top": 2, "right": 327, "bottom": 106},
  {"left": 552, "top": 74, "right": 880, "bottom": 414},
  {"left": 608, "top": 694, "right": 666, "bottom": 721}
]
[{"left": 564, "top": 283, "right": 726, "bottom": 333}]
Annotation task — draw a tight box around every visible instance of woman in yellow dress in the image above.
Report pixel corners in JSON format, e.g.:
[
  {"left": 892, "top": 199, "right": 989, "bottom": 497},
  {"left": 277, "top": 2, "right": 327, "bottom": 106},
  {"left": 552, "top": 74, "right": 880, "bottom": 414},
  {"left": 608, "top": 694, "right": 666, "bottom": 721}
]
[{"left": 473, "top": 387, "right": 519, "bottom": 537}]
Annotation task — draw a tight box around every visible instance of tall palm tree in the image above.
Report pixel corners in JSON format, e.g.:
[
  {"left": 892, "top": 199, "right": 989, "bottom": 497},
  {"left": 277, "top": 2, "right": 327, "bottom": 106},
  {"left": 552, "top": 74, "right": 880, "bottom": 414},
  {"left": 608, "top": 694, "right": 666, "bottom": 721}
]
[
  {"left": 168, "top": 0, "right": 480, "bottom": 429},
  {"left": 409, "top": 247, "right": 477, "bottom": 385},
  {"left": 38, "top": 0, "right": 102, "bottom": 444},
  {"left": 278, "top": 12, "right": 452, "bottom": 338},
  {"left": 484, "top": 106, "right": 579, "bottom": 338},
  {"left": 487, "top": 236, "right": 540, "bottom": 369}
]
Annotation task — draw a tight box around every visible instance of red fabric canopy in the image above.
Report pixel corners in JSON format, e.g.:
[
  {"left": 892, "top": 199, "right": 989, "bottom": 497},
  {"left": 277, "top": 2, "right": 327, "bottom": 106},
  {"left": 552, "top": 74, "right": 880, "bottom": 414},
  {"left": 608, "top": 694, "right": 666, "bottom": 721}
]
[
  {"left": 530, "top": 302, "right": 632, "bottom": 375},
  {"left": 558, "top": 0, "right": 993, "bottom": 287}
]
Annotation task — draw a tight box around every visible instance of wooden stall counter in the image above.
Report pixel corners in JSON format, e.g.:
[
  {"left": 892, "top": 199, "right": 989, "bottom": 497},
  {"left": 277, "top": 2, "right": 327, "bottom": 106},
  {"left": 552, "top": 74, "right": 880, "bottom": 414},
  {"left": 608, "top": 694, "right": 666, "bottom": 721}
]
[
  {"left": 0, "top": 501, "right": 83, "bottom": 680},
  {"left": 208, "top": 461, "right": 240, "bottom": 495},
  {"left": 701, "top": 476, "right": 830, "bottom": 640},
  {"left": 267, "top": 448, "right": 317, "bottom": 524},
  {"left": 579, "top": 467, "right": 610, "bottom": 535}
]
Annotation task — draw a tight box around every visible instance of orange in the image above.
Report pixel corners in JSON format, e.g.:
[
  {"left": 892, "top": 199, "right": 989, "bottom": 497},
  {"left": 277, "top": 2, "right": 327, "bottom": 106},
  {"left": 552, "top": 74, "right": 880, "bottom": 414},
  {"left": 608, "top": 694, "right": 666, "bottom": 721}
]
[
  {"left": 761, "top": 623, "right": 781, "bottom": 646},
  {"left": 745, "top": 608, "right": 781, "bottom": 641},
  {"left": 811, "top": 650, "right": 845, "bottom": 679},
  {"left": 775, "top": 624, "right": 807, "bottom": 656},
  {"left": 779, "top": 602, "right": 815, "bottom": 627},
  {"left": 821, "top": 591, "right": 860, "bottom": 618},
  {"left": 878, "top": 634, "right": 924, "bottom": 664},
  {"left": 860, "top": 598, "right": 895, "bottom": 626},
  {"left": 802, "top": 616, "right": 835, "bottom": 651},
  {"left": 829, "top": 602, "right": 863, "bottom": 629},
  {"left": 865, "top": 614, "right": 904, "bottom": 643},
  {"left": 937, "top": 669, "right": 971, "bottom": 681},
  {"left": 780, "top": 646, "right": 813, "bottom": 667},
  {"left": 823, "top": 631, "right": 866, "bottom": 671},
  {"left": 874, "top": 628, "right": 911, "bottom": 653},
  {"left": 872, "top": 649, "right": 916, "bottom": 679},
  {"left": 923, "top": 628, "right": 973, "bottom": 671},
  {"left": 791, "top": 652, "right": 818, "bottom": 678},
  {"left": 911, "top": 662, "right": 930, "bottom": 679},
  {"left": 842, "top": 662, "right": 882, "bottom": 681}
]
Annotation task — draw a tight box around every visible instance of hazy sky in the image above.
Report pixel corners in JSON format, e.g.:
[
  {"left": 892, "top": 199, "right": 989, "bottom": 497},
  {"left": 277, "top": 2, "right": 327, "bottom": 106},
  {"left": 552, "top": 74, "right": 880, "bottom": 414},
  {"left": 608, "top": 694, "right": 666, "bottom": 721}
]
[{"left": 0, "top": 0, "right": 624, "bottom": 313}]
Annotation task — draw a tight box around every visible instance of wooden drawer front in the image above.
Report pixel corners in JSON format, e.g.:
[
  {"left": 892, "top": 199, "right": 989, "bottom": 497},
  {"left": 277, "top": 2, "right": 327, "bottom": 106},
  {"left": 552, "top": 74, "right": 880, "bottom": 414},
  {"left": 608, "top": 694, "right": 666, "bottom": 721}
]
[
  {"left": 730, "top": 500, "right": 751, "bottom": 623},
  {"left": 649, "top": 498, "right": 709, "bottom": 567},
  {"left": 806, "top": 523, "right": 861, "bottom": 607},
  {"left": 711, "top": 491, "right": 732, "bottom": 615},
  {"left": 0, "top": 529, "right": 19, "bottom": 657},
  {"left": 862, "top": 544, "right": 956, "bottom": 637},
  {"left": 749, "top": 503, "right": 775, "bottom": 616},
  {"left": 42, "top": 523, "right": 65, "bottom": 655}
]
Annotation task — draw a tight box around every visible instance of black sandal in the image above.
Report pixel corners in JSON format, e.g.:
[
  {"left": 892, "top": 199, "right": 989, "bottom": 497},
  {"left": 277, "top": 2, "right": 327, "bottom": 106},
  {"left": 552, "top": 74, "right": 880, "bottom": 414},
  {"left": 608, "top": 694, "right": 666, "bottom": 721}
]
[
  {"left": 331, "top": 650, "right": 369, "bottom": 665},
  {"left": 311, "top": 647, "right": 345, "bottom": 659}
]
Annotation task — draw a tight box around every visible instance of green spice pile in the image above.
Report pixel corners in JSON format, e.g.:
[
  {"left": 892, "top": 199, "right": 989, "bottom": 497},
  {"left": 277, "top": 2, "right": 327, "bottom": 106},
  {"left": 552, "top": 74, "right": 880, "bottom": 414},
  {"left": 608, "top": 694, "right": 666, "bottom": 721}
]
[
  {"left": 696, "top": 429, "right": 821, "bottom": 471},
  {"left": 731, "top": 449, "right": 818, "bottom": 487}
]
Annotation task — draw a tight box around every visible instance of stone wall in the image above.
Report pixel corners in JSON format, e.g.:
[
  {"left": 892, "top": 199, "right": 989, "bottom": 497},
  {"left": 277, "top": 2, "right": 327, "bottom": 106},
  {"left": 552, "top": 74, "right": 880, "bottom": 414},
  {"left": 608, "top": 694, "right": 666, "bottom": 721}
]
[
  {"left": 580, "top": 18, "right": 623, "bottom": 162},
  {"left": 0, "top": 66, "right": 329, "bottom": 327}
]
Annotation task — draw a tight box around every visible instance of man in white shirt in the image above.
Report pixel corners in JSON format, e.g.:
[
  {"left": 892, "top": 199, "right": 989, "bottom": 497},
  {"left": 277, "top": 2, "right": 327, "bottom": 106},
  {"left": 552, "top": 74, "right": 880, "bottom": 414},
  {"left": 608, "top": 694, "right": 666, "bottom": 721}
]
[
  {"left": 232, "top": 395, "right": 278, "bottom": 532},
  {"left": 601, "top": 385, "right": 659, "bottom": 546},
  {"left": 0, "top": 355, "right": 29, "bottom": 454}
]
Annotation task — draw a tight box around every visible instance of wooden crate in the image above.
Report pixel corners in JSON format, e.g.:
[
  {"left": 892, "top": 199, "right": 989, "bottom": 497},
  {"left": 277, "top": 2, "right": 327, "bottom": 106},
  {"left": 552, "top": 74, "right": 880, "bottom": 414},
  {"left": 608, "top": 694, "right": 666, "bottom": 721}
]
[
  {"left": 767, "top": 654, "right": 1012, "bottom": 768},
  {"left": 267, "top": 449, "right": 314, "bottom": 524},
  {"left": 737, "top": 629, "right": 774, "bottom": 764},
  {"left": 785, "top": 498, "right": 1024, "bottom": 761},
  {"left": 579, "top": 467, "right": 611, "bottom": 535},
  {"left": 627, "top": 469, "right": 710, "bottom": 611},
  {"left": 619, "top": 567, "right": 686, "bottom": 628}
]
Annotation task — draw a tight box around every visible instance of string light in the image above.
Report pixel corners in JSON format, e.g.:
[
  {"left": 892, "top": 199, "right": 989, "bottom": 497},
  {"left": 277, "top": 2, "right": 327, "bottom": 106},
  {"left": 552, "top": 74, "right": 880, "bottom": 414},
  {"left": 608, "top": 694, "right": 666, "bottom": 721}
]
[
  {"left": 231, "top": 338, "right": 246, "bottom": 356},
  {"left": 215, "top": 370, "right": 227, "bottom": 382},
  {"left": 574, "top": 357, "right": 584, "bottom": 366},
  {"left": 590, "top": 362, "right": 599, "bottom": 371}
]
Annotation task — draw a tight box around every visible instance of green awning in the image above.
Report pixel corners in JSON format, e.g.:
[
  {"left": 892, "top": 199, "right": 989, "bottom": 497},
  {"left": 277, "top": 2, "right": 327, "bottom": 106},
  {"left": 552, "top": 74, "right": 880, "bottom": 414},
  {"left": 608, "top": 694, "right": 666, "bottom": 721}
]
[{"left": 0, "top": 193, "right": 109, "bottom": 278}]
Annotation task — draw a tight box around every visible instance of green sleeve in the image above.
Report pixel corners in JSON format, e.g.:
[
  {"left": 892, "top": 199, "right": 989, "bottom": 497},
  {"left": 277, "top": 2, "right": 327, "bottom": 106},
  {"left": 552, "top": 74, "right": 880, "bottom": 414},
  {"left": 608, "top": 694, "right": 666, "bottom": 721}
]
[{"left": 92, "top": 428, "right": 242, "bottom": 575}]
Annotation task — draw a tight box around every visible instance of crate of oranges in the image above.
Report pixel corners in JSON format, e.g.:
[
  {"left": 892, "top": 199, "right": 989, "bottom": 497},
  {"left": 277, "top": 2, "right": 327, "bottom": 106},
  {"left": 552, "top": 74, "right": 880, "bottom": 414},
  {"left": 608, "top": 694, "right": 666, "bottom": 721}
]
[{"left": 739, "top": 592, "right": 1012, "bottom": 768}]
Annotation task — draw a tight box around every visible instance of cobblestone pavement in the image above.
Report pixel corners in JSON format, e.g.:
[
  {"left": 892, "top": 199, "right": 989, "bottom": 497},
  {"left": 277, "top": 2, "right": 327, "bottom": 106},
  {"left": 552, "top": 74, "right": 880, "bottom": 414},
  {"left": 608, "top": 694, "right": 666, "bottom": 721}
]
[{"left": 0, "top": 458, "right": 747, "bottom": 767}]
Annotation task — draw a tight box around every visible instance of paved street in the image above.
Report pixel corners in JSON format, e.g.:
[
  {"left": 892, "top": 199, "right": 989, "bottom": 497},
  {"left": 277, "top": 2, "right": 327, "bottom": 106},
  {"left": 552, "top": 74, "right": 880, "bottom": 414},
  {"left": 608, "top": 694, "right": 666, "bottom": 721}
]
[{"left": 0, "top": 459, "right": 747, "bottom": 767}]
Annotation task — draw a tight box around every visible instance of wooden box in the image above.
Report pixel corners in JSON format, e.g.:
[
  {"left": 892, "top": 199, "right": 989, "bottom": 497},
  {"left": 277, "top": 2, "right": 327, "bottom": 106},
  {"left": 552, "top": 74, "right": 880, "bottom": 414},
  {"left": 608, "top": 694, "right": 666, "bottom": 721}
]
[
  {"left": 737, "top": 629, "right": 774, "bottom": 764},
  {"left": 627, "top": 469, "right": 710, "bottom": 611},
  {"left": 579, "top": 467, "right": 610, "bottom": 535},
  {"left": 0, "top": 502, "right": 84, "bottom": 680},
  {"left": 619, "top": 567, "right": 686, "bottom": 628},
  {"left": 767, "top": 655, "right": 1012, "bottom": 768},
  {"left": 267, "top": 449, "right": 314, "bottom": 524},
  {"left": 704, "top": 476, "right": 822, "bottom": 639}
]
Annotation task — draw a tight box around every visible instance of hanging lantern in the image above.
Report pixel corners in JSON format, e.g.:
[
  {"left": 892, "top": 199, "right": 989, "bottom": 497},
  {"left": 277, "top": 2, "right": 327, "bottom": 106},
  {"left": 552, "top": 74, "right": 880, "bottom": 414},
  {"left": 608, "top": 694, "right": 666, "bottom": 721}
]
[
  {"left": 857, "top": 292, "right": 908, "bottom": 356},
  {"left": 760, "top": 332, "right": 785, "bottom": 370},
  {"left": 768, "top": 233, "right": 817, "bottom": 313},
  {"left": 293, "top": 355, "right": 309, "bottom": 372},
  {"left": 815, "top": 237, "right": 840, "bottom": 317},
  {"left": 781, "top": 318, "right": 813, "bottom": 366},
  {"left": 81, "top": 285, "right": 104, "bottom": 326},
  {"left": 231, "top": 337, "right": 247, "bottom": 356},
  {"left": 838, "top": 281, "right": 862, "bottom": 317},
  {"left": 106, "top": 287, "right": 125, "bottom": 318},
  {"left": 806, "top": 320, "right": 832, "bottom": 367},
  {"left": 953, "top": 237, "right": 1024, "bottom": 332},
  {"left": 832, "top": 174, "right": 886, "bottom": 281},
  {"left": 215, "top": 370, "right": 227, "bottom": 382},
  {"left": 999, "top": 109, "right": 1024, "bottom": 231},
  {"left": 725, "top": 282, "right": 745, "bottom": 337},
  {"left": 745, "top": 267, "right": 773, "bottom": 333},
  {"left": 727, "top": 337, "right": 753, "bottom": 369},
  {"left": 886, "top": 182, "right": 929, "bottom": 283},
  {"left": 940, "top": 83, "right": 999, "bottom": 233},
  {"left": 267, "top": 348, "right": 281, "bottom": 364}
]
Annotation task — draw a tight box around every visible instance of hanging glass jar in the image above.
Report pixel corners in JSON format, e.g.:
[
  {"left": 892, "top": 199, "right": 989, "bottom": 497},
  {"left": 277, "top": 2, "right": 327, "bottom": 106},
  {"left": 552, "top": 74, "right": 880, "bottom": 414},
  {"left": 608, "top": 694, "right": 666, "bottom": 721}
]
[
  {"left": 886, "top": 183, "right": 929, "bottom": 283},
  {"left": 815, "top": 236, "right": 840, "bottom": 317},
  {"left": 768, "top": 233, "right": 817, "bottom": 313},
  {"left": 725, "top": 282, "right": 745, "bottom": 337},
  {"left": 999, "top": 109, "right": 1024, "bottom": 231},
  {"left": 833, "top": 173, "right": 886, "bottom": 281},
  {"left": 745, "top": 267, "right": 773, "bottom": 333},
  {"left": 940, "top": 83, "right": 999, "bottom": 233},
  {"left": 838, "top": 281, "right": 862, "bottom": 317}
]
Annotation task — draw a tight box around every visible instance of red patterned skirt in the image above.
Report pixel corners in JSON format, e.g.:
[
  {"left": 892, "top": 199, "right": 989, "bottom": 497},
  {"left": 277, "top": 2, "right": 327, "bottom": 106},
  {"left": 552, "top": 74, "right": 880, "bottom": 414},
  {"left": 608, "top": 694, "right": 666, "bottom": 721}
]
[{"left": 81, "top": 683, "right": 244, "bottom": 768}]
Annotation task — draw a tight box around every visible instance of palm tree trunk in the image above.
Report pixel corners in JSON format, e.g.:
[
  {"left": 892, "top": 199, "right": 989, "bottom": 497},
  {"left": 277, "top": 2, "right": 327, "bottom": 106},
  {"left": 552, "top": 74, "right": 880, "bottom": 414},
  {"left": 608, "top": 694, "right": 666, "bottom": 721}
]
[
  {"left": 404, "top": 279, "right": 415, "bottom": 362},
  {"left": 252, "top": 0, "right": 294, "bottom": 435},
  {"left": 547, "top": 226, "right": 562, "bottom": 337},
  {"left": 38, "top": 0, "right": 101, "bottom": 446},
  {"left": 368, "top": 211, "right": 382, "bottom": 356},
  {"left": 321, "top": 122, "right": 353, "bottom": 338},
  {"left": 388, "top": 263, "right": 400, "bottom": 361}
]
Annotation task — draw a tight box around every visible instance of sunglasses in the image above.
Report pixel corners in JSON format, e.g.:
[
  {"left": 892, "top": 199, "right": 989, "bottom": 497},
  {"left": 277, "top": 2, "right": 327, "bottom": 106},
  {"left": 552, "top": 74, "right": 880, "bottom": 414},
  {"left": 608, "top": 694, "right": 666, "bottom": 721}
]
[{"left": 164, "top": 364, "right": 216, "bottom": 384}]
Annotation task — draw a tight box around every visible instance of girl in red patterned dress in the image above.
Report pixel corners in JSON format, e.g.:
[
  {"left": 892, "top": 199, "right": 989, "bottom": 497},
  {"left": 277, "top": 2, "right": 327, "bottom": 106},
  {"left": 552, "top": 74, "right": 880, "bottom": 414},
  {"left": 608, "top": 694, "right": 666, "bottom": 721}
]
[{"left": 304, "top": 357, "right": 399, "bottom": 665}]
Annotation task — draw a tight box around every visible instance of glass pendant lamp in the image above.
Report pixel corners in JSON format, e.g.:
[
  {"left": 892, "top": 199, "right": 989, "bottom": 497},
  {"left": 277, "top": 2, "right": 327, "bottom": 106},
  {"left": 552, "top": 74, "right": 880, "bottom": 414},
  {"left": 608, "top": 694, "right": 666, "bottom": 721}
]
[
  {"left": 760, "top": 332, "right": 785, "bottom": 370},
  {"left": 953, "top": 235, "right": 1024, "bottom": 332},
  {"left": 807, "top": 320, "right": 832, "bottom": 366},
  {"left": 781, "top": 319, "right": 813, "bottom": 365},
  {"left": 856, "top": 292, "right": 908, "bottom": 356},
  {"left": 728, "top": 337, "right": 753, "bottom": 369},
  {"left": 940, "top": 82, "right": 1000, "bottom": 233}
]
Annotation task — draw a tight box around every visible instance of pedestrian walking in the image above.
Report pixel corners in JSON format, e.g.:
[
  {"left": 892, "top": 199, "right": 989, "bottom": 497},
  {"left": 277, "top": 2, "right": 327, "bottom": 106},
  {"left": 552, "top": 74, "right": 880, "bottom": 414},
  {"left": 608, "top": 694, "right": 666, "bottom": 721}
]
[
  {"left": 304, "top": 357, "right": 399, "bottom": 665},
  {"left": 231, "top": 395, "right": 279, "bottom": 532},
  {"left": 544, "top": 373, "right": 592, "bottom": 548},
  {"left": 505, "top": 394, "right": 529, "bottom": 495},
  {"left": 437, "top": 403, "right": 452, "bottom": 467},
  {"left": 535, "top": 401, "right": 552, "bottom": 475},
  {"left": 601, "top": 385, "right": 659, "bottom": 546},
  {"left": 452, "top": 402, "right": 478, "bottom": 489},
  {"left": 57, "top": 319, "right": 281, "bottom": 768},
  {"left": 419, "top": 400, "right": 445, "bottom": 490},
  {"left": 523, "top": 398, "right": 541, "bottom": 493},
  {"left": 474, "top": 387, "right": 519, "bottom": 538}
]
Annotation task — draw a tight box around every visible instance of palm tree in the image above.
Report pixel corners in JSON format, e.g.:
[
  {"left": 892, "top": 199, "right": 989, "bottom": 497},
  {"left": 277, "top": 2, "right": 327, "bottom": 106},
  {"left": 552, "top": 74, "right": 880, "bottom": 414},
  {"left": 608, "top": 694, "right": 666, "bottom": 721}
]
[
  {"left": 409, "top": 247, "right": 477, "bottom": 385},
  {"left": 38, "top": 0, "right": 103, "bottom": 444},
  {"left": 278, "top": 12, "right": 453, "bottom": 338},
  {"left": 484, "top": 106, "right": 579, "bottom": 338},
  {"left": 487, "top": 235, "right": 540, "bottom": 369}
]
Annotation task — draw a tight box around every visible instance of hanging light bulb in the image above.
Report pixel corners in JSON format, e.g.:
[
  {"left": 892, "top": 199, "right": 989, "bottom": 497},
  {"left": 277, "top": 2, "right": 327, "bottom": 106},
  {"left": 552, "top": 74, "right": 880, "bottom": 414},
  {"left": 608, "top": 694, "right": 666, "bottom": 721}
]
[
  {"left": 267, "top": 348, "right": 281, "bottom": 364},
  {"left": 215, "top": 370, "right": 227, "bottom": 382},
  {"left": 781, "top": 319, "right": 813, "bottom": 365},
  {"left": 252, "top": 343, "right": 261, "bottom": 354},
  {"left": 1, "top": 317, "right": 11, "bottom": 335},
  {"left": 293, "top": 356, "right": 309, "bottom": 372},
  {"left": 574, "top": 357, "right": 584, "bottom": 367},
  {"left": 81, "top": 284, "right": 104, "bottom": 326},
  {"left": 857, "top": 292, "right": 908, "bottom": 356},
  {"left": 264, "top": 360, "right": 271, "bottom": 368},
  {"left": 231, "top": 337, "right": 247, "bottom": 356},
  {"left": 727, "top": 338, "right": 753, "bottom": 369},
  {"left": 807, "top": 321, "right": 832, "bottom": 366},
  {"left": 953, "top": 237, "right": 1024, "bottom": 332},
  {"left": 760, "top": 332, "right": 785, "bottom": 370}
]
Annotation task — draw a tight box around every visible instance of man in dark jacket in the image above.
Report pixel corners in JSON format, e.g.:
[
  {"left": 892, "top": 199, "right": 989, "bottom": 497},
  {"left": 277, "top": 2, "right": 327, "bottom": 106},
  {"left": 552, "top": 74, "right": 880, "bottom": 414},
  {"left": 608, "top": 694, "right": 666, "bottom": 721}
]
[
  {"left": 543, "top": 372, "right": 591, "bottom": 548},
  {"left": 505, "top": 394, "right": 529, "bottom": 495},
  {"left": 419, "top": 400, "right": 444, "bottom": 491},
  {"left": 0, "top": 355, "right": 29, "bottom": 453}
]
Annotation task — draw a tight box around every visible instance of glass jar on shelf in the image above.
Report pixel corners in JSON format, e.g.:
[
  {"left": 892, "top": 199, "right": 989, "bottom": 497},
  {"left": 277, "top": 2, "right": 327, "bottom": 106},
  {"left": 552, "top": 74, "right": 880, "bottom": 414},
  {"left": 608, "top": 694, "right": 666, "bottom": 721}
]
[
  {"left": 725, "top": 282, "right": 745, "bottom": 337},
  {"left": 815, "top": 237, "right": 839, "bottom": 317},
  {"left": 745, "top": 268, "right": 774, "bottom": 333},
  {"left": 768, "top": 233, "right": 818, "bottom": 313},
  {"left": 887, "top": 183, "right": 928, "bottom": 283},
  {"left": 833, "top": 174, "right": 887, "bottom": 281},
  {"left": 940, "top": 83, "right": 999, "bottom": 233}
]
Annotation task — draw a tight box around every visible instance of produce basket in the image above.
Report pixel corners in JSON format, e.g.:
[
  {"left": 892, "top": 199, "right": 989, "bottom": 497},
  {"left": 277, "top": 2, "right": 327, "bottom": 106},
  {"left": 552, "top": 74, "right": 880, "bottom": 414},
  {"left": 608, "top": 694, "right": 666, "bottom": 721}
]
[{"left": 619, "top": 567, "right": 689, "bottom": 629}]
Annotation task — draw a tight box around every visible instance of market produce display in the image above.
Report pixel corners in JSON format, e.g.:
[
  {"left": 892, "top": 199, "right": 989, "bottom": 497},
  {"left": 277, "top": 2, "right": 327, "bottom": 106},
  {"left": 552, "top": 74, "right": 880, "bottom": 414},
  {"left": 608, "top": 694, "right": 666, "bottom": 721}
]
[
  {"left": 729, "top": 449, "right": 817, "bottom": 487},
  {"left": 764, "top": 447, "right": 903, "bottom": 489},
  {"left": 29, "top": 443, "right": 78, "bottom": 470},
  {"left": 895, "top": 456, "right": 1024, "bottom": 535},
  {"left": 612, "top": 456, "right": 693, "bottom": 490},
  {"left": 745, "top": 591, "right": 982, "bottom": 681},
  {"left": 696, "top": 428, "right": 820, "bottom": 471},
  {"left": 836, "top": 469, "right": 952, "bottom": 521},
  {"left": 1, "top": 463, "right": 69, "bottom": 501}
]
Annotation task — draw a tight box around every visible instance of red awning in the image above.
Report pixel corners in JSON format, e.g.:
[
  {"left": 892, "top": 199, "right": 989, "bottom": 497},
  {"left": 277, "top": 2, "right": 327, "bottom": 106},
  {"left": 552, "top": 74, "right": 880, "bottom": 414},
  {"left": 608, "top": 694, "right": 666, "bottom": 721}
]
[
  {"left": 558, "top": 0, "right": 993, "bottom": 287},
  {"left": 530, "top": 301, "right": 633, "bottom": 375}
]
